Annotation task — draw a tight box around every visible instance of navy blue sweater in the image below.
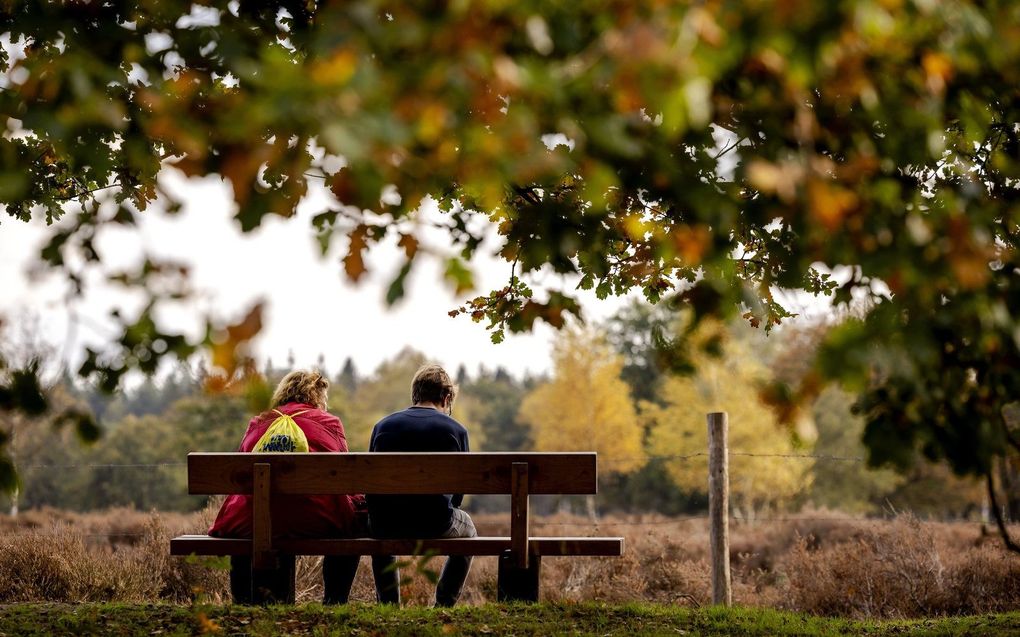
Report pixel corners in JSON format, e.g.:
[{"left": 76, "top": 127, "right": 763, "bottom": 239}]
[{"left": 366, "top": 406, "right": 470, "bottom": 537}]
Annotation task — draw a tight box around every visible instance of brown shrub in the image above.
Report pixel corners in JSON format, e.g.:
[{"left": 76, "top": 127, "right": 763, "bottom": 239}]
[
  {"left": 1, "top": 507, "right": 1019, "bottom": 618},
  {"left": 0, "top": 516, "right": 168, "bottom": 602},
  {"left": 780, "top": 515, "right": 1020, "bottom": 618}
]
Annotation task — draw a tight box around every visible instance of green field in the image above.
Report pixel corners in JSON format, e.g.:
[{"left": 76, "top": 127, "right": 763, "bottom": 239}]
[{"left": 1, "top": 603, "right": 1019, "bottom": 637}]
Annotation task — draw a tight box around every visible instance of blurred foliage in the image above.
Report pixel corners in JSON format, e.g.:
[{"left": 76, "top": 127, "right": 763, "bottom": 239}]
[
  {"left": 809, "top": 386, "right": 905, "bottom": 514},
  {"left": 1, "top": 1, "right": 1019, "bottom": 503}
]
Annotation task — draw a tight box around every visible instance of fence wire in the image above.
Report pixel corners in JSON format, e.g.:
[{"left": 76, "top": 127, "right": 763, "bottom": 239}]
[
  {"left": 21, "top": 462, "right": 186, "bottom": 469},
  {"left": 18, "top": 450, "right": 864, "bottom": 471}
]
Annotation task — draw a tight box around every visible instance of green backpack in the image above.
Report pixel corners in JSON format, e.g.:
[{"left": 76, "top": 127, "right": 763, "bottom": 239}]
[{"left": 253, "top": 409, "right": 310, "bottom": 453}]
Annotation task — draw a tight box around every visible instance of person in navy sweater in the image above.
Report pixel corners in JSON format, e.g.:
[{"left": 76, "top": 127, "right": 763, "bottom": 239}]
[{"left": 367, "top": 364, "right": 476, "bottom": 606}]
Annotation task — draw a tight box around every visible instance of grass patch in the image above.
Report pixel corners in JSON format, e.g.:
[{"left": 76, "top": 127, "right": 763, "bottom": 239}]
[{"left": 1, "top": 603, "right": 1019, "bottom": 636}]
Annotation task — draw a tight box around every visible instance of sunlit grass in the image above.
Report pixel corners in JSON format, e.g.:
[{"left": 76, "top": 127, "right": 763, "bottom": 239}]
[{"left": 2, "top": 602, "right": 1019, "bottom": 637}]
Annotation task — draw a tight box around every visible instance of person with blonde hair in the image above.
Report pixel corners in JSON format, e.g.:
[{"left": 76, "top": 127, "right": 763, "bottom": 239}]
[
  {"left": 367, "top": 363, "right": 476, "bottom": 606},
  {"left": 209, "top": 369, "right": 364, "bottom": 604}
]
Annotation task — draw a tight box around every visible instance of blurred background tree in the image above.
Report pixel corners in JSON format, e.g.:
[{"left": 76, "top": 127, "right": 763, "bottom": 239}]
[
  {"left": 646, "top": 319, "right": 810, "bottom": 519},
  {"left": 519, "top": 326, "right": 644, "bottom": 517},
  {"left": 808, "top": 387, "right": 904, "bottom": 515}
]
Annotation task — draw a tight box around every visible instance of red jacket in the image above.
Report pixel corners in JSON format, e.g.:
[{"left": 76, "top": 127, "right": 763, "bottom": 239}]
[{"left": 208, "top": 402, "right": 364, "bottom": 538}]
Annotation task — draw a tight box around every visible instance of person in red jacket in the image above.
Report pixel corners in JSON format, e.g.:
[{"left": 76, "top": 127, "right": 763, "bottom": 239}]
[{"left": 209, "top": 369, "right": 365, "bottom": 604}]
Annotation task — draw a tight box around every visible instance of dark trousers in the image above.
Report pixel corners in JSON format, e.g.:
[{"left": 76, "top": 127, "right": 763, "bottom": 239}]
[
  {"left": 371, "top": 508, "right": 477, "bottom": 606},
  {"left": 230, "top": 555, "right": 360, "bottom": 604}
]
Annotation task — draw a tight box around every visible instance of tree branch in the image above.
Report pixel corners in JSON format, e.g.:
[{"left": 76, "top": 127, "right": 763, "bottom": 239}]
[
  {"left": 714, "top": 136, "right": 747, "bottom": 159},
  {"left": 54, "top": 181, "right": 124, "bottom": 202}
]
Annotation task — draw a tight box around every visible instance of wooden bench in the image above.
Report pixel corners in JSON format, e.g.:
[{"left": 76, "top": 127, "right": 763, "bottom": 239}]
[{"left": 170, "top": 451, "right": 623, "bottom": 603}]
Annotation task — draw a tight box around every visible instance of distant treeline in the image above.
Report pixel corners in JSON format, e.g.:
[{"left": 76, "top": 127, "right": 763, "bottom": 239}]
[{"left": 2, "top": 302, "right": 1010, "bottom": 520}]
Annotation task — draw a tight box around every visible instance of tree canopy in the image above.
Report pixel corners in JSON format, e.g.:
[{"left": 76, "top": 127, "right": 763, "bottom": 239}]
[{"left": 2, "top": 0, "right": 1020, "bottom": 541}]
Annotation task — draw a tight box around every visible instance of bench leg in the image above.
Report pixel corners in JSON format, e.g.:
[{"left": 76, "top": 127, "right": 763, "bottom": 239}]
[
  {"left": 250, "top": 554, "right": 296, "bottom": 605},
  {"left": 497, "top": 551, "right": 541, "bottom": 602}
]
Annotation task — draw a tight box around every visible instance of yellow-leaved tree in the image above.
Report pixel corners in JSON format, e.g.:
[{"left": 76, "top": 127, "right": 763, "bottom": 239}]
[
  {"left": 519, "top": 326, "right": 644, "bottom": 518},
  {"left": 646, "top": 320, "right": 811, "bottom": 519}
]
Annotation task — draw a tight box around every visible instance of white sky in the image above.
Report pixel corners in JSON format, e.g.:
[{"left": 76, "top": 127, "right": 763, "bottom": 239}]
[{"left": 0, "top": 168, "right": 636, "bottom": 381}]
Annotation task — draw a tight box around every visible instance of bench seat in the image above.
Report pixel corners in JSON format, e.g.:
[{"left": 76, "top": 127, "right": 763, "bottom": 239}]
[{"left": 171, "top": 534, "right": 624, "bottom": 557}]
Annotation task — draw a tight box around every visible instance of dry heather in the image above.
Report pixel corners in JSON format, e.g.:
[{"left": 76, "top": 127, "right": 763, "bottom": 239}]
[{"left": 1, "top": 507, "right": 1018, "bottom": 618}]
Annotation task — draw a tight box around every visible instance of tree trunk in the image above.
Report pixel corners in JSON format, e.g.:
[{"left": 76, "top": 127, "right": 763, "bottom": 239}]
[
  {"left": 585, "top": 494, "right": 597, "bottom": 523},
  {"left": 1000, "top": 458, "right": 1020, "bottom": 522}
]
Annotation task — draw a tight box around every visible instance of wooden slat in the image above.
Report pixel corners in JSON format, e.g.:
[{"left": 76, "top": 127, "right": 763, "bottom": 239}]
[
  {"left": 510, "top": 462, "right": 529, "bottom": 568},
  {"left": 171, "top": 535, "right": 253, "bottom": 555},
  {"left": 170, "top": 535, "right": 624, "bottom": 557},
  {"left": 187, "top": 452, "right": 597, "bottom": 496},
  {"left": 280, "top": 537, "right": 512, "bottom": 556},
  {"left": 252, "top": 463, "right": 274, "bottom": 569}
]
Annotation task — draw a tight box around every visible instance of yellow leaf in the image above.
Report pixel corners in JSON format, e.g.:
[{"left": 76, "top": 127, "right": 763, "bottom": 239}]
[
  {"left": 196, "top": 611, "right": 221, "bottom": 634},
  {"left": 807, "top": 179, "right": 858, "bottom": 232},
  {"left": 747, "top": 160, "right": 804, "bottom": 203},
  {"left": 311, "top": 48, "right": 358, "bottom": 86},
  {"left": 417, "top": 102, "right": 449, "bottom": 144},
  {"left": 922, "top": 51, "right": 953, "bottom": 94}
]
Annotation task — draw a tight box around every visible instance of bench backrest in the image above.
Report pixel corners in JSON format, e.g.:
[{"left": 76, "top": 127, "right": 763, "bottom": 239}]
[
  {"left": 187, "top": 452, "right": 597, "bottom": 495},
  {"left": 188, "top": 451, "right": 598, "bottom": 570}
]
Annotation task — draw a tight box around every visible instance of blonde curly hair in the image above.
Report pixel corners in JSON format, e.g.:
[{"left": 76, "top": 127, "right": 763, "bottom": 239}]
[{"left": 271, "top": 370, "right": 329, "bottom": 410}]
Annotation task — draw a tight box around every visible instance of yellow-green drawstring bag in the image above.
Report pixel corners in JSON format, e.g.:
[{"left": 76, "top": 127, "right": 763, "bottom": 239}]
[{"left": 253, "top": 409, "right": 310, "bottom": 453}]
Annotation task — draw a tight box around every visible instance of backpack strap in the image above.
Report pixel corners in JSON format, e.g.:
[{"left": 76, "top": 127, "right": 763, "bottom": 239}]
[{"left": 272, "top": 409, "right": 309, "bottom": 418}]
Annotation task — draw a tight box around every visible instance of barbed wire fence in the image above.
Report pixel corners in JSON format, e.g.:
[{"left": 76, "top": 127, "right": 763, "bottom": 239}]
[{"left": 17, "top": 449, "right": 865, "bottom": 470}]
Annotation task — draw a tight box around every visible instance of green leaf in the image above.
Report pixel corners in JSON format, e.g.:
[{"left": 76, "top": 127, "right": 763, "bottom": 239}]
[
  {"left": 385, "top": 260, "right": 414, "bottom": 306},
  {"left": 53, "top": 408, "right": 102, "bottom": 444},
  {"left": 443, "top": 257, "right": 474, "bottom": 295},
  {"left": 0, "top": 364, "right": 48, "bottom": 416}
]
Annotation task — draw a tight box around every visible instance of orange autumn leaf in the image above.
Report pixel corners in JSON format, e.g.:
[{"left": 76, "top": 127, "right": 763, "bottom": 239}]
[
  {"left": 671, "top": 224, "right": 711, "bottom": 264},
  {"left": 311, "top": 48, "right": 358, "bottom": 86},
  {"left": 210, "top": 302, "right": 264, "bottom": 378},
  {"left": 807, "top": 179, "right": 858, "bottom": 232},
  {"left": 922, "top": 51, "right": 953, "bottom": 94},
  {"left": 342, "top": 225, "right": 370, "bottom": 281}
]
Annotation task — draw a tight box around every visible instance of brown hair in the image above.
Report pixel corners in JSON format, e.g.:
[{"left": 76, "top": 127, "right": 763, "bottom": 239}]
[
  {"left": 271, "top": 370, "right": 329, "bottom": 410},
  {"left": 411, "top": 364, "right": 456, "bottom": 406}
]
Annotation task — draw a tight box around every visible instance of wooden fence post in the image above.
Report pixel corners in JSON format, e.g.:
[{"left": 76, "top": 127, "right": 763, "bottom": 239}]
[{"left": 707, "top": 411, "right": 731, "bottom": 606}]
